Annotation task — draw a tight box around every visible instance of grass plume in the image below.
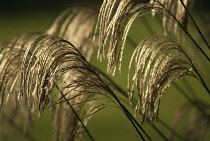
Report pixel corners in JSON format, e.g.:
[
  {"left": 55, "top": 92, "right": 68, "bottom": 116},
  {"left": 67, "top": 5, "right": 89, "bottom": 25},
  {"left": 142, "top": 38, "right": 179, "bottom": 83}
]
[{"left": 0, "top": 0, "right": 209, "bottom": 140}]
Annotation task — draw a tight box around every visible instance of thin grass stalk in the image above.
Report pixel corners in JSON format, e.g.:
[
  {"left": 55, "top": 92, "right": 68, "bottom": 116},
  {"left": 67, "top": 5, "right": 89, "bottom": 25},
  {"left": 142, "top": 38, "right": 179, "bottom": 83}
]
[
  {"left": 153, "top": 0, "right": 210, "bottom": 61},
  {"left": 118, "top": 104, "right": 146, "bottom": 141},
  {"left": 191, "top": 65, "right": 210, "bottom": 94},
  {"left": 98, "top": 82, "right": 147, "bottom": 140},
  {"left": 180, "top": 48, "right": 210, "bottom": 94},
  {"left": 105, "top": 72, "right": 171, "bottom": 141},
  {"left": 127, "top": 17, "right": 210, "bottom": 95},
  {"left": 94, "top": 66, "right": 171, "bottom": 141},
  {"left": 54, "top": 84, "right": 95, "bottom": 141},
  {"left": 0, "top": 2, "right": 209, "bottom": 140},
  {"left": 95, "top": 64, "right": 189, "bottom": 141},
  {"left": 179, "top": 0, "right": 210, "bottom": 50},
  {"left": 128, "top": 3, "right": 210, "bottom": 95},
  {"left": 121, "top": 106, "right": 152, "bottom": 141},
  {"left": 19, "top": 33, "right": 149, "bottom": 140}
]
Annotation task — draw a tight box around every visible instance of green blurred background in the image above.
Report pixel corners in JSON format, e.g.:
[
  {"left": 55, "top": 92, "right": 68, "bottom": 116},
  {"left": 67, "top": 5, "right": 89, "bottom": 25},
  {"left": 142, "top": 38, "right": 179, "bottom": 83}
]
[{"left": 0, "top": 0, "right": 209, "bottom": 141}]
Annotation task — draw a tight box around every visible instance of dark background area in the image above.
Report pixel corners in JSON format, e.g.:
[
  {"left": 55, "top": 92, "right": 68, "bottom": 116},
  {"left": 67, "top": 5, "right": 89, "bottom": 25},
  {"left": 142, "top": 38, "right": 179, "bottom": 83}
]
[{"left": 0, "top": 0, "right": 209, "bottom": 9}]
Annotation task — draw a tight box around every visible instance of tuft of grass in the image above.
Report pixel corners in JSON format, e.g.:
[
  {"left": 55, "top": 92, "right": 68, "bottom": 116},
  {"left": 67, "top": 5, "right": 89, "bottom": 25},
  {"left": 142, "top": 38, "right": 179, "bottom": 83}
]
[{"left": 0, "top": 0, "right": 209, "bottom": 141}]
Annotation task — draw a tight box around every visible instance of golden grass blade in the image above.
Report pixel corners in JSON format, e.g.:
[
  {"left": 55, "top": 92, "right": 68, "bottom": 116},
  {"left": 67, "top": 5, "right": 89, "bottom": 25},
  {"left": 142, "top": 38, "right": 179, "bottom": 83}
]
[
  {"left": 128, "top": 36, "right": 197, "bottom": 123},
  {"left": 19, "top": 34, "right": 123, "bottom": 140},
  {"left": 0, "top": 42, "right": 32, "bottom": 134},
  {"left": 150, "top": 0, "right": 195, "bottom": 35},
  {"left": 47, "top": 7, "right": 98, "bottom": 61},
  {"left": 0, "top": 32, "right": 44, "bottom": 135},
  {"left": 96, "top": 0, "right": 136, "bottom": 74},
  {"left": 96, "top": 0, "right": 176, "bottom": 74}
]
